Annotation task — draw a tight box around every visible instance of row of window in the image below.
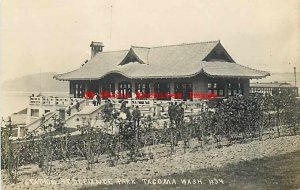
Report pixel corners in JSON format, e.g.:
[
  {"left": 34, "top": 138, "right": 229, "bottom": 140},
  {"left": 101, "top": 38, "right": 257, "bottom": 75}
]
[
  {"left": 250, "top": 87, "right": 298, "bottom": 95},
  {"left": 30, "top": 109, "right": 50, "bottom": 117},
  {"left": 207, "top": 82, "right": 244, "bottom": 96},
  {"left": 104, "top": 82, "right": 192, "bottom": 100},
  {"left": 73, "top": 81, "right": 245, "bottom": 98},
  {"left": 74, "top": 83, "right": 85, "bottom": 98}
]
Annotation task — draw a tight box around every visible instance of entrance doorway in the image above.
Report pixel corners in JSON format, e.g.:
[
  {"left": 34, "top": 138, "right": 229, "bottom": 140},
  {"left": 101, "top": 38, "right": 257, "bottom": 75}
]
[
  {"left": 175, "top": 82, "right": 193, "bottom": 100},
  {"left": 154, "top": 83, "right": 170, "bottom": 100}
]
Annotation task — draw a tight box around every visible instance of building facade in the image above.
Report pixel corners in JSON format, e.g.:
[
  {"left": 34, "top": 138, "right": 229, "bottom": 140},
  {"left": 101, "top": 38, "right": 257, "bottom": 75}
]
[
  {"left": 55, "top": 41, "right": 269, "bottom": 100},
  {"left": 250, "top": 82, "right": 299, "bottom": 96}
]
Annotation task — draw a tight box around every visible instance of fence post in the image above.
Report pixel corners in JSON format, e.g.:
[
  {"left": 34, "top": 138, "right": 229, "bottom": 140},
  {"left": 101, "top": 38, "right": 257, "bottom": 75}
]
[
  {"left": 53, "top": 97, "right": 57, "bottom": 111},
  {"left": 39, "top": 96, "right": 44, "bottom": 117},
  {"left": 155, "top": 103, "right": 161, "bottom": 117},
  {"left": 17, "top": 126, "right": 21, "bottom": 138},
  {"left": 128, "top": 98, "right": 132, "bottom": 107},
  {"left": 68, "top": 97, "right": 71, "bottom": 106},
  {"left": 149, "top": 99, "right": 154, "bottom": 107}
]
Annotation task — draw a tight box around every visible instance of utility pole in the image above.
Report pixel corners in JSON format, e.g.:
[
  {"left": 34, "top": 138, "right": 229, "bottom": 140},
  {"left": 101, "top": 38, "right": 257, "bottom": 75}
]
[
  {"left": 40, "top": 68, "right": 42, "bottom": 95},
  {"left": 110, "top": 5, "right": 113, "bottom": 47},
  {"left": 294, "top": 66, "right": 297, "bottom": 87}
]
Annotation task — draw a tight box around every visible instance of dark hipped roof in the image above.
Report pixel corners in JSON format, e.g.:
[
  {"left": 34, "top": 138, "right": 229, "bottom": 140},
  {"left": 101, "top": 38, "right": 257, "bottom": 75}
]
[{"left": 54, "top": 40, "right": 269, "bottom": 81}]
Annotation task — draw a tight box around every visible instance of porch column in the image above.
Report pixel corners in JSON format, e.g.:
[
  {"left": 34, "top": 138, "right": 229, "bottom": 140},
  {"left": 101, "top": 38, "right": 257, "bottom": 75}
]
[
  {"left": 170, "top": 81, "right": 175, "bottom": 94},
  {"left": 53, "top": 97, "right": 57, "bottom": 113},
  {"left": 131, "top": 81, "right": 136, "bottom": 98},
  {"left": 75, "top": 81, "right": 78, "bottom": 98},
  {"left": 69, "top": 81, "right": 75, "bottom": 98},
  {"left": 169, "top": 81, "right": 175, "bottom": 100},
  {"left": 85, "top": 81, "right": 89, "bottom": 92},
  {"left": 149, "top": 83, "right": 154, "bottom": 98},
  {"left": 113, "top": 82, "right": 117, "bottom": 99},
  {"left": 243, "top": 79, "right": 250, "bottom": 96},
  {"left": 98, "top": 80, "right": 101, "bottom": 94},
  {"left": 224, "top": 82, "right": 229, "bottom": 98}
]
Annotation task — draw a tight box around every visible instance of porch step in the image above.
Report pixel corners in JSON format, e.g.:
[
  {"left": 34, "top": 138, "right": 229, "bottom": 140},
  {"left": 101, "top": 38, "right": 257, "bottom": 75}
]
[
  {"left": 26, "top": 112, "right": 56, "bottom": 132},
  {"left": 77, "top": 105, "right": 102, "bottom": 115},
  {"left": 64, "top": 104, "right": 104, "bottom": 127}
]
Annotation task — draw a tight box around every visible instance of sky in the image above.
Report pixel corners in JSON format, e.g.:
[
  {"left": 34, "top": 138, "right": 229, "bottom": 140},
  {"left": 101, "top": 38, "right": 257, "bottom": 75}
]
[{"left": 1, "top": 0, "right": 299, "bottom": 82}]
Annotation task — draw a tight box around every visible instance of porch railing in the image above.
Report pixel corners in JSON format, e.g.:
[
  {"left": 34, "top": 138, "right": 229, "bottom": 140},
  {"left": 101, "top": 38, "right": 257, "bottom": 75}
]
[{"left": 29, "top": 96, "right": 83, "bottom": 107}]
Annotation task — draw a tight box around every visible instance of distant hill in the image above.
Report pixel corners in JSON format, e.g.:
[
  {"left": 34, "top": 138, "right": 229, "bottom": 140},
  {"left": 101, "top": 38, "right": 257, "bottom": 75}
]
[
  {"left": 251, "top": 72, "right": 300, "bottom": 88},
  {"left": 2, "top": 72, "right": 69, "bottom": 92}
]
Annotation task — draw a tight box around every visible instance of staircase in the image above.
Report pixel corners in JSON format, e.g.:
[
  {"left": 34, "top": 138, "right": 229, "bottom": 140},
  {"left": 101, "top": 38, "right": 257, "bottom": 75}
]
[
  {"left": 64, "top": 104, "right": 104, "bottom": 129},
  {"left": 25, "top": 111, "right": 56, "bottom": 133},
  {"left": 25, "top": 99, "right": 86, "bottom": 133}
]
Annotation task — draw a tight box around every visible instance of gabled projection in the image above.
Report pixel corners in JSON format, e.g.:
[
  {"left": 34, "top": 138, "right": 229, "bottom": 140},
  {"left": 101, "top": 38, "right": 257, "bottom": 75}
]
[
  {"left": 119, "top": 47, "right": 148, "bottom": 65},
  {"left": 203, "top": 43, "right": 235, "bottom": 62}
]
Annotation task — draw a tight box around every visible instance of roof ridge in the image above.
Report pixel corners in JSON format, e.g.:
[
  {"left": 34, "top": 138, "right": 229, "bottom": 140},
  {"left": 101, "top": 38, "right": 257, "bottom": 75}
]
[
  {"left": 251, "top": 82, "right": 290, "bottom": 84},
  {"left": 150, "top": 40, "right": 220, "bottom": 49},
  {"left": 99, "top": 40, "right": 220, "bottom": 53},
  {"left": 100, "top": 49, "right": 129, "bottom": 53},
  {"left": 131, "top": 46, "right": 150, "bottom": 49}
]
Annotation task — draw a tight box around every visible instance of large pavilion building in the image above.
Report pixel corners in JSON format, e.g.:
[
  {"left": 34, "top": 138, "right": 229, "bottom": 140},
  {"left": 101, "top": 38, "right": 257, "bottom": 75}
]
[{"left": 54, "top": 40, "right": 269, "bottom": 100}]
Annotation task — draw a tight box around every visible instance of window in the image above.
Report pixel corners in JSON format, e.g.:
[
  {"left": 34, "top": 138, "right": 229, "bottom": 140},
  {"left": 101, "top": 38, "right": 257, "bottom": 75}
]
[
  {"left": 75, "top": 83, "right": 85, "bottom": 98},
  {"left": 154, "top": 83, "right": 170, "bottom": 100},
  {"left": 118, "top": 82, "right": 132, "bottom": 98},
  {"left": 102, "top": 83, "right": 115, "bottom": 99},
  {"left": 175, "top": 82, "right": 193, "bottom": 100},
  {"left": 31, "top": 109, "right": 39, "bottom": 117},
  {"left": 207, "top": 82, "right": 225, "bottom": 97},
  {"left": 228, "top": 82, "right": 243, "bottom": 96},
  {"left": 238, "top": 83, "right": 243, "bottom": 94},
  {"left": 135, "top": 83, "right": 150, "bottom": 99}
]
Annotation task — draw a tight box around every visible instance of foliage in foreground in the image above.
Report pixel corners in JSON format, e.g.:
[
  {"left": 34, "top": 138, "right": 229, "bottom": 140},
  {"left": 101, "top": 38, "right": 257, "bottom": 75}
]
[{"left": 1, "top": 91, "right": 300, "bottom": 183}]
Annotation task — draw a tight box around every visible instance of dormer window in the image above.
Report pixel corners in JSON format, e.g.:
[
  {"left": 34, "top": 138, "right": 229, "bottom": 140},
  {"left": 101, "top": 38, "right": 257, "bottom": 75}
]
[
  {"left": 119, "top": 47, "right": 148, "bottom": 66},
  {"left": 204, "top": 43, "right": 234, "bottom": 62}
]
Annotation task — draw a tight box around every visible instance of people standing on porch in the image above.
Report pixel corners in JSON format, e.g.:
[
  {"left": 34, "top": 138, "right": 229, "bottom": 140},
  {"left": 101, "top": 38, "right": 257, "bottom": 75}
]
[
  {"left": 179, "top": 103, "right": 185, "bottom": 124},
  {"left": 75, "top": 100, "right": 80, "bottom": 112},
  {"left": 132, "top": 106, "right": 142, "bottom": 142},
  {"left": 104, "top": 99, "right": 114, "bottom": 119},
  {"left": 168, "top": 102, "right": 175, "bottom": 124},
  {"left": 108, "top": 100, "right": 113, "bottom": 110},
  {"left": 93, "top": 94, "right": 97, "bottom": 106},
  {"left": 96, "top": 93, "right": 101, "bottom": 106},
  {"left": 136, "top": 90, "right": 141, "bottom": 99},
  {"left": 66, "top": 106, "right": 71, "bottom": 116},
  {"left": 174, "top": 102, "right": 182, "bottom": 126},
  {"left": 120, "top": 101, "right": 127, "bottom": 112},
  {"left": 132, "top": 106, "right": 141, "bottom": 128},
  {"left": 125, "top": 107, "right": 132, "bottom": 121},
  {"left": 41, "top": 114, "right": 45, "bottom": 124},
  {"left": 183, "top": 84, "right": 187, "bottom": 101}
]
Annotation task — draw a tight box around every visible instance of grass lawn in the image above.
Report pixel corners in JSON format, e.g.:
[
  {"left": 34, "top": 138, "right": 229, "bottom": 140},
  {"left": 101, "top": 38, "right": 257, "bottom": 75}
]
[{"left": 80, "top": 150, "right": 300, "bottom": 190}]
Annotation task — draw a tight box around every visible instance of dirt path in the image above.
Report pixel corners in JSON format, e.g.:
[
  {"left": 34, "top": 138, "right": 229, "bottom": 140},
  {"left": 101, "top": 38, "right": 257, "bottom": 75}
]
[{"left": 2, "top": 135, "right": 300, "bottom": 190}]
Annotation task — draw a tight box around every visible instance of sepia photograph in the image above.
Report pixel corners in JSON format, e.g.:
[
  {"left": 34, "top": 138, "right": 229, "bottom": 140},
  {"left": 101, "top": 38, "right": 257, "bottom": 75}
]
[{"left": 1, "top": 0, "right": 300, "bottom": 189}]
